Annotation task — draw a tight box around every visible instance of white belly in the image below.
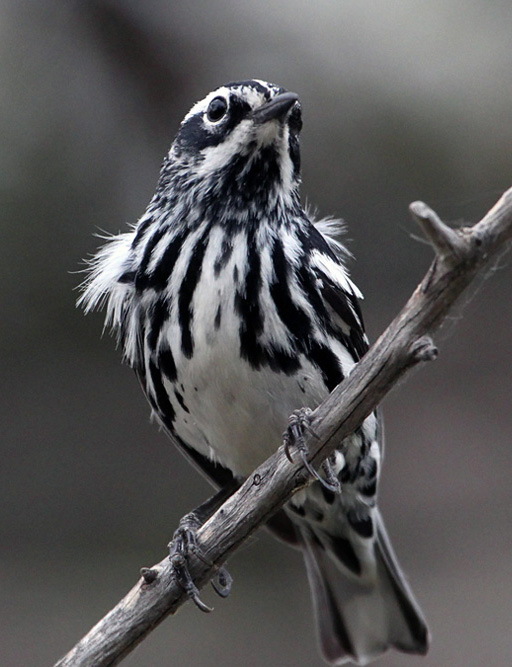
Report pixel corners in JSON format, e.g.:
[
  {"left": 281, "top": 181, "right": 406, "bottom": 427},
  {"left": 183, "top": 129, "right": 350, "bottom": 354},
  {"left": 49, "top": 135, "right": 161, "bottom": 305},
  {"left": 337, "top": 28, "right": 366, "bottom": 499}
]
[{"left": 164, "top": 327, "right": 330, "bottom": 479}]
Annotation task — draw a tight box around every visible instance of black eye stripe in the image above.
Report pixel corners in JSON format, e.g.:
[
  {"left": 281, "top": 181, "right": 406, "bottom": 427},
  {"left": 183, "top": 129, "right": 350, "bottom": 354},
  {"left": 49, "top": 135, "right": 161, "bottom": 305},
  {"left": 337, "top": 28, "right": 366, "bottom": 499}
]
[
  {"left": 177, "top": 113, "right": 220, "bottom": 151},
  {"left": 178, "top": 91, "right": 290, "bottom": 154},
  {"left": 221, "top": 97, "right": 251, "bottom": 133}
]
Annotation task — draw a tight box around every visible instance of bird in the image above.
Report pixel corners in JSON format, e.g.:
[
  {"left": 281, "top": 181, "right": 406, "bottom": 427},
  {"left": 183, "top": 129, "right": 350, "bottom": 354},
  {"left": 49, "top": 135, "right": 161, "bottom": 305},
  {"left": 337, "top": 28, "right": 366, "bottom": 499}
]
[{"left": 79, "top": 79, "right": 429, "bottom": 665}]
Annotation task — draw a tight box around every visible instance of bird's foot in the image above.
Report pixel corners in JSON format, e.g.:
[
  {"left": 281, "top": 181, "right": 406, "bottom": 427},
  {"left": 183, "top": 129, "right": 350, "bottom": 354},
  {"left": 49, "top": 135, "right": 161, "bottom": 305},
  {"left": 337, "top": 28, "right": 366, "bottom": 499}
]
[
  {"left": 168, "top": 511, "right": 233, "bottom": 612},
  {"left": 283, "top": 408, "right": 341, "bottom": 494}
]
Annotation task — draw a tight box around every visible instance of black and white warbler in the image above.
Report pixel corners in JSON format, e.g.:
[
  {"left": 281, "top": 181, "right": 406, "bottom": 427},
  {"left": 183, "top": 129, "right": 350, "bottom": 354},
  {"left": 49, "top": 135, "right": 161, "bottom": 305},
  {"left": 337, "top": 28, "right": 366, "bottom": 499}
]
[{"left": 80, "top": 79, "right": 429, "bottom": 665}]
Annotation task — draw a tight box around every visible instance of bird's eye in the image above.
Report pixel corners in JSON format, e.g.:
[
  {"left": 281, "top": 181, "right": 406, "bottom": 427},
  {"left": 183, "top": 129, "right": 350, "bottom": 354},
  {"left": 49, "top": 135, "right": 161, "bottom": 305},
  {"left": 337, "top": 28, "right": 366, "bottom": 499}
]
[{"left": 206, "top": 97, "right": 228, "bottom": 122}]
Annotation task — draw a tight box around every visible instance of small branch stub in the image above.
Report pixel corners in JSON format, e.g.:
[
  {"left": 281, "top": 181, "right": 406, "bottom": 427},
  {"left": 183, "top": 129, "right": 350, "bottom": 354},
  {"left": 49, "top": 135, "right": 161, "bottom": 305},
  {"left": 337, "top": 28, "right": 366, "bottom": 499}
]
[
  {"left": 410, "top": 335, "right": 438, "bottom": 362},
  {"left": 140, "top": 567, "right": 158, "bottom": 585}
]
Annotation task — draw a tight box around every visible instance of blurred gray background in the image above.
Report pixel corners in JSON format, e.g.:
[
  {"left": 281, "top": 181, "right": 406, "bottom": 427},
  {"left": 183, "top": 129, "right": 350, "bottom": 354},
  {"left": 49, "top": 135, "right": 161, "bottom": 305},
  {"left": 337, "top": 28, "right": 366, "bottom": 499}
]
[{"left": 2, "top": 1, "right": 512, "bottom": 666}]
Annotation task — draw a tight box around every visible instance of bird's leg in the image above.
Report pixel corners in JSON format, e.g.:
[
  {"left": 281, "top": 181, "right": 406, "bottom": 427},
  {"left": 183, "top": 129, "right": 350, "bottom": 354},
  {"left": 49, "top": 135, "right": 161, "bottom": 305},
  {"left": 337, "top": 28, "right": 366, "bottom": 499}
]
[
  {"left": 283, "top": 408, "right": 341, "bottom": 493},
  {"left": 169, "top": 481, "right": 239, "bottom": 612}
]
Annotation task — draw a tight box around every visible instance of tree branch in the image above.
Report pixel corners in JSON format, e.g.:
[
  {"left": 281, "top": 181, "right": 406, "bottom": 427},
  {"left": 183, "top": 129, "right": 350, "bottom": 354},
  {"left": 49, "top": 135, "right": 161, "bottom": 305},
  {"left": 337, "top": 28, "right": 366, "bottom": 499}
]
[{"left": 55, "top": 187, "right": 512, "bottom": 667}]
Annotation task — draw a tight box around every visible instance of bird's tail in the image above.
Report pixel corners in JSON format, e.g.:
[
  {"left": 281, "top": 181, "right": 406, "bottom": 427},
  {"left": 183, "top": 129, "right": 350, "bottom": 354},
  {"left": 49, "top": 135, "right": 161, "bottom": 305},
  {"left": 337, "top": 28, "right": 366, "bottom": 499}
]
[{"left": 300, "top": 511, "right": 429, "bottom": 665}]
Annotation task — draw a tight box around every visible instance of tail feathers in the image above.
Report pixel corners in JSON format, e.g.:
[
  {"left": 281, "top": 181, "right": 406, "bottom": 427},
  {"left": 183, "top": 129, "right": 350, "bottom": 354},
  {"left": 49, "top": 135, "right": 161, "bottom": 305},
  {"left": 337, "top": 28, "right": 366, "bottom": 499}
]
[{"left": 301, "top": 513, "right": 429, "bottom": 665}]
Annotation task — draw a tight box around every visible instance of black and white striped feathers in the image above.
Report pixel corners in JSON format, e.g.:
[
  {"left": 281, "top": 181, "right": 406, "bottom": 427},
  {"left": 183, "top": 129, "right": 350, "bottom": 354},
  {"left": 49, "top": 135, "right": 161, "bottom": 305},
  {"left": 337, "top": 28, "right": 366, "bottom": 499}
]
[{"left": 80, "top": 79, "right": 428, "bottom": 665}]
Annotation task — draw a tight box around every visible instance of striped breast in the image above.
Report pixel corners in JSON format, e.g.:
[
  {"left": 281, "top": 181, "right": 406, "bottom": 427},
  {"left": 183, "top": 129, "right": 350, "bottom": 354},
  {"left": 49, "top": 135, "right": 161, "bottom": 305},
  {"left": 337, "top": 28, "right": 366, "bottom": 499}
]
[{"left": 136, "top": 217, "right": 367, "bottom": 478}]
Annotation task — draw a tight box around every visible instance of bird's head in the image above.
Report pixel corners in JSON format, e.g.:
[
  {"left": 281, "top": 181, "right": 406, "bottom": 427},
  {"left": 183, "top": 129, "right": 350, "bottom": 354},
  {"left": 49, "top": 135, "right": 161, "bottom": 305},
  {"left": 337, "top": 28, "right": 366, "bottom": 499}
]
[{"left": 166, "top": 80, "right": 303, "bottom": 210}]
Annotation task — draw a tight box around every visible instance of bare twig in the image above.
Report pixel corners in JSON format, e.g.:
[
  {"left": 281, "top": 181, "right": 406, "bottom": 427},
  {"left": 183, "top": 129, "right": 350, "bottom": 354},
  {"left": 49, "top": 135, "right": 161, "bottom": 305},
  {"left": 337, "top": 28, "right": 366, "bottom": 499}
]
[
  {"left": 55, "top": 188, "right": 512, "bottom": 667},
  {"left": 409, "top": 200, "right": 466, "bottom": 263}
]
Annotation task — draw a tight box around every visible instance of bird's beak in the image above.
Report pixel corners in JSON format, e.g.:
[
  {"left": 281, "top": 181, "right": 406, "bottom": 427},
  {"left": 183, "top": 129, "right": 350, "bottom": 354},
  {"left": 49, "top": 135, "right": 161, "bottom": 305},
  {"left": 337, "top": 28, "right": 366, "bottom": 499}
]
[{"left": 252, "top": 92, "right": 299, "bottom": 124}]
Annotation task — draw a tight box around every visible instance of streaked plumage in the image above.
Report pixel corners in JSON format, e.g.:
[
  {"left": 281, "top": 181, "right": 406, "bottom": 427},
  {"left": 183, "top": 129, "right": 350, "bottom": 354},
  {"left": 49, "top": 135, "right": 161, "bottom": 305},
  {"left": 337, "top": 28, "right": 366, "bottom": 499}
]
[{"left": 80, "top": 79, "right": 429, "bottom": 665}]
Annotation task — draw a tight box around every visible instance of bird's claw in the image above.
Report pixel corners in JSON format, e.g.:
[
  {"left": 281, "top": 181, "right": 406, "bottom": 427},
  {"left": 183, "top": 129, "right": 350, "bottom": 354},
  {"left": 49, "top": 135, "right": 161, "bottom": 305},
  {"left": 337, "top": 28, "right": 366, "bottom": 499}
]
[
  {"left": 283, "top": 408, "right": 341, "bottom": 494},
  {"left": 168, "top": 511, "right": 233, "bottom": 612},
  {"left": 283, "top": 407, "right": 317, "bottom": 462},
  {"left": 169, "top": 551, "right": 213, "bottom": 613}
]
